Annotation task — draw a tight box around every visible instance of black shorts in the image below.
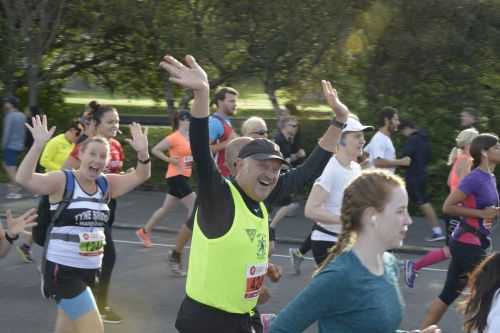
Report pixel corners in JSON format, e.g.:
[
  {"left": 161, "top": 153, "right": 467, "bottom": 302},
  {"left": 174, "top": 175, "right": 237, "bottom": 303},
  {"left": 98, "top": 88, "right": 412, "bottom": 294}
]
[
  {"left": 175, "top": 296, "right": 262, "bottom": 333},
  {"left": 311, "top": 224, "right": 337, "bottom": 265},
  {"left": 43, "top": 260, "right": 98, "bottom": 302},
  {"left": 439, "top": 241, "right": 486, "bottom": 305},
  {"left": 166, "top": 175, "right": 193, "bottom": 199},
  {"left": 406, "top": 176, "right": 429, "bottom": 206}
]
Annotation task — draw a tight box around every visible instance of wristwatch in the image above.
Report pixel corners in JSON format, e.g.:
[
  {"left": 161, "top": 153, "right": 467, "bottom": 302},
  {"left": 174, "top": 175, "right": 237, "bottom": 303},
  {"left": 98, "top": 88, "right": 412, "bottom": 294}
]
[
  {"left": 330, "top": 118, "right": 347, "bottom": 129},
  {"left": 5, "top": 231, "right": 19, "bottom": 244}
]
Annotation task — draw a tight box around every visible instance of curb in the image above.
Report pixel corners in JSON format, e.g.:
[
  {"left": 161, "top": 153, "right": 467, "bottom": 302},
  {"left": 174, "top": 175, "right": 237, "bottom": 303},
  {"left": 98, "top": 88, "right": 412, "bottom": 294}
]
[{"left": 113, "top": 223, "right": 434, "bottom": 255}]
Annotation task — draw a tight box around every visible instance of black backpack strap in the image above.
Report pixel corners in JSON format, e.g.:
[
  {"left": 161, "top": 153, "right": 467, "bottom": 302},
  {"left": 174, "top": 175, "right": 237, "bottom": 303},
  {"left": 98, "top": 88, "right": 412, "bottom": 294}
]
[{"left": 40, "top": 170, "right": 75, "bottom": 279}]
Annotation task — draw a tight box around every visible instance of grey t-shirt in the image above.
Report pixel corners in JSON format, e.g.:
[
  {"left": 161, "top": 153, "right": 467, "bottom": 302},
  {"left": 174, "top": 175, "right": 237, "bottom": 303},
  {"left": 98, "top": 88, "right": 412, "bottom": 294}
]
[{"left": 2, "top": 111, "right": 26, "bottom": 151}]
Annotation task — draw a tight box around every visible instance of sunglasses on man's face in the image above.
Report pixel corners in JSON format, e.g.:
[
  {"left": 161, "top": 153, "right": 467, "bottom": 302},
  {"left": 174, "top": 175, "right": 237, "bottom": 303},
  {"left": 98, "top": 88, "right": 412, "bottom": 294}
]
[
  {"left": 179, "top": 116, "right": 191, "bottom": 121},
  {"left": 252, "top": 130, "right": 268, "bottom": 136},
  {"left": 287, "top": 123, "right": 298, "bottom": 128}
]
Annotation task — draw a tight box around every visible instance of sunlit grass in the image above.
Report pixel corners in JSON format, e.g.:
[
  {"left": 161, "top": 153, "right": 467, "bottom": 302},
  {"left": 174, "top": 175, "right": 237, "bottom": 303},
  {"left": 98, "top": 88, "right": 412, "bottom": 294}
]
[{"left": 64, "top": 89, "right": 332, "bottom": 115}]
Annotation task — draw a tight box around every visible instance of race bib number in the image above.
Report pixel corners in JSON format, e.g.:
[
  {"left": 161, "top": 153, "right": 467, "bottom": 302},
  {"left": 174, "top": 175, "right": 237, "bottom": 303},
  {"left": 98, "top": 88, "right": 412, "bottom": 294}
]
[
  {"left": 78, "top": 231, "right": 106, "bottom": 256},
  {"left": 184, "top": 156, "right": 193, "bottom": 168},
  {"left": 244, "top": 263, "right": 267, "bottom": 299}
]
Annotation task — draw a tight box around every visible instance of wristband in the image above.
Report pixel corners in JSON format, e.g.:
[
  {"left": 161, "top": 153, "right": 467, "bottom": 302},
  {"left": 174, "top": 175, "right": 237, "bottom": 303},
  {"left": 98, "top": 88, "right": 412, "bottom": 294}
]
[
  {"left": 330, "top": 118, "right": 347, "bottom": 129},
  {"left": 5, "top": 231, "right": 19, "bottom": 244},
  {"left": 138, "top": 157, "right": 151, "bottom": 164}
]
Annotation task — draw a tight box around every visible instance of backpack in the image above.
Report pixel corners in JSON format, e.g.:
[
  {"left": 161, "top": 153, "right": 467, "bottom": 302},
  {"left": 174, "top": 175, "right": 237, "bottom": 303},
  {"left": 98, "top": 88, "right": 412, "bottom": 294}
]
[{"left": 32, "top": 170, "right": 109, "bottom": 246}]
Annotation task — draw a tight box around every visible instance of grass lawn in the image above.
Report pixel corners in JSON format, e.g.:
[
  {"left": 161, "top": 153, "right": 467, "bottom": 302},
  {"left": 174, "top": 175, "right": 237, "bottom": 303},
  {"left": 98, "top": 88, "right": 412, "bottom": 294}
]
[{"left": 63, "top": 88, "right": 332, "bottom": 118}]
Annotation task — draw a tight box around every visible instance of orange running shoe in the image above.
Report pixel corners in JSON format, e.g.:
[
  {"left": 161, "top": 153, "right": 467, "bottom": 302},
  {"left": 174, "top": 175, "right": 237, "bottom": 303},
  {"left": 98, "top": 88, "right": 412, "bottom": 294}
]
[{"left": 135, "top": 228, "right": 152, "bottom": 248}]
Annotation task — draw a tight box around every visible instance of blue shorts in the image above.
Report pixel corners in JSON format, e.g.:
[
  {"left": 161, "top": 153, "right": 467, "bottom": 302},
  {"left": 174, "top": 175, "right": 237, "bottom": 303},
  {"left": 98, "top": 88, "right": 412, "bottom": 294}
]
[
  {"left": 58, "top": 287, "right": 98, "bottom": 320},
  {"left": 3, "top": 149, "right": 21, "bottom": 166}
]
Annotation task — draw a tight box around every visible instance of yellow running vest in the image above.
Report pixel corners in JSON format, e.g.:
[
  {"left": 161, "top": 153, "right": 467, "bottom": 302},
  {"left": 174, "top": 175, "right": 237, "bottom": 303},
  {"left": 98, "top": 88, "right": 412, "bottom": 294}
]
[{"left": 186, "top": 180, "right": 269, "bottom": 314}]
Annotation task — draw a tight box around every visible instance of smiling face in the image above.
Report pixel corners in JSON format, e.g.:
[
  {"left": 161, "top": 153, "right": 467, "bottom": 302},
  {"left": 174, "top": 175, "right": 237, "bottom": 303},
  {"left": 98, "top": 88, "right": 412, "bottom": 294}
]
[
  {"left": 370, "top": 185, "right": 412, "bottom": 249},
  {"left": 96, "top": 110, "right": 120, "bottom": 139},
  {"left": 79, "top": 140, "right": 110, "bottom": 180},
  {"left": 235, "top": 158, "right": 282, "bottom": 201}
]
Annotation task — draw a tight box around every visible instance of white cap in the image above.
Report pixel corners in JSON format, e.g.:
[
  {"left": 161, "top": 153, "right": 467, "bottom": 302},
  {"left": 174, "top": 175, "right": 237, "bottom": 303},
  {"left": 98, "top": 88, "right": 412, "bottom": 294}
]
[{"left": 342, "top": 117, "right": 373, "bottom": 133}]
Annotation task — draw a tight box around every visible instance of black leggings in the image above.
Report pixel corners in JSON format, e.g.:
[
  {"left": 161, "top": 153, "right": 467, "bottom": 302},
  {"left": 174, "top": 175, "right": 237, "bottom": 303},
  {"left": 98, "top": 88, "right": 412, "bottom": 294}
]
[
  {"left": 93, "top": 198, "right": 117, "bottom": 310},
  {"left": 311, "top": 240, "right": 336, "bottom": 265},
  {"left": 298, "top": 232, "right": 312, "bottom": 255},
  {"left": 439, "top": 240, "right": 486, "bottom": 305}
]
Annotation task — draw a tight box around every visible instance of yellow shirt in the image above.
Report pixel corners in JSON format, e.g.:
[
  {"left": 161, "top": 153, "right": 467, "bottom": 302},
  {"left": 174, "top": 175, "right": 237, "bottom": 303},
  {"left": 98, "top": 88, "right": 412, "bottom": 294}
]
[{"left": 40, "top": 133, "right": 74, "bottom": 172}]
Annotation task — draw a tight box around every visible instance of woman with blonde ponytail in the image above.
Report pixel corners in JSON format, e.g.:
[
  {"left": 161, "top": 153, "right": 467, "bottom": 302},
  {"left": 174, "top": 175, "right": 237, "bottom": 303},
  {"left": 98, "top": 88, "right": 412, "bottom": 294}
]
[{"left": 269, "top": 170, "right": 441, "bottom": 333}]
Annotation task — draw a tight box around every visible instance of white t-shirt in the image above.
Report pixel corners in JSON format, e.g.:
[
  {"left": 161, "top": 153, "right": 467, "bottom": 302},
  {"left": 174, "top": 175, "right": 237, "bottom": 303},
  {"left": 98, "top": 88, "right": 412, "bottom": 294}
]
[
  {"left": 311, "top": 156, "right": 362, "bottom": 242},
  {"left": 364, "top": 131, "right": 396, "bottom": 173},
  {"left": 485, "top": 289, "right": 500, "bottom": 333}
]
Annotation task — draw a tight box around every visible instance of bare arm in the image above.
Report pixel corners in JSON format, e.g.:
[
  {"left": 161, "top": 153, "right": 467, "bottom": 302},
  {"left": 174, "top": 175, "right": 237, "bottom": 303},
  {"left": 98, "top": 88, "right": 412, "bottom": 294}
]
[
  {"left": 15, "top": 115, "right": 65, "bottom": 195},
  {"left": 443, "top": 190, "right": 498, "bottom": 220},
  {"left": 151, "top": 137, "right": 176, "bottom": 164},
  {"left": 210, "top": 131, "right": 238, "bottom": 152},
  {"left": 373, "top": 157, "right": 411, "bottom": 168},
  {"left": 107, "top": 123, "right": 151, "bottom": 198},
  {"left": 304, "top": 184, "right": 341, "bottom": 225}
]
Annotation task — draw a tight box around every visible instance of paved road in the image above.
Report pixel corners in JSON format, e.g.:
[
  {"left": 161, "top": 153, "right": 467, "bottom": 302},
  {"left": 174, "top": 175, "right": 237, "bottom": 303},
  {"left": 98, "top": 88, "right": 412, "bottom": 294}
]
[{"left": 1, "top": 228, "right": 463, "bottom": 333}]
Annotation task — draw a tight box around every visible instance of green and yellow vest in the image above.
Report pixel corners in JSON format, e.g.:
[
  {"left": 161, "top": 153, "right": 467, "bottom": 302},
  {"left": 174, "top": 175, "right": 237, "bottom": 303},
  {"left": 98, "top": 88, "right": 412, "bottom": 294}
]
[{"left": 186, "top": 180, "right": 269, "bottom": 314}]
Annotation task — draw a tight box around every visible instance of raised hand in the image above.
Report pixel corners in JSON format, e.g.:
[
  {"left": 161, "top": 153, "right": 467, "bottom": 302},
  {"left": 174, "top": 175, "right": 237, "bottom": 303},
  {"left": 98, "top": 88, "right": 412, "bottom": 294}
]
[
  {"left": 25, "top": 115, "right": 56, "bottom": 147},
  {"left": 160, "top": 55, "right": 209, "bottom": 91},
  {"left": 125, "top": 122, "right": 149, "bottom": 155},
  {"left": 4, "top": 208, "right": 38, "bottom": 237},
  {"left": 321, "top": 80, "right": 349, "bottom": 122}
]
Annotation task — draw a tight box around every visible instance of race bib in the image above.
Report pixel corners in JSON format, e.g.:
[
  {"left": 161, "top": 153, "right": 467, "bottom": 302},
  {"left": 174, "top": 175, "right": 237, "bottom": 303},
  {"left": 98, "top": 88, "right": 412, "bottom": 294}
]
[
  {"left": 244, "top": 263, "right": 267, "bottom": 299},
  {"left": 78, "top": 231, "right": 106, "bottom": 256},
  {"left": 184, "top": 156, "right": 193, "bottom": 168}
]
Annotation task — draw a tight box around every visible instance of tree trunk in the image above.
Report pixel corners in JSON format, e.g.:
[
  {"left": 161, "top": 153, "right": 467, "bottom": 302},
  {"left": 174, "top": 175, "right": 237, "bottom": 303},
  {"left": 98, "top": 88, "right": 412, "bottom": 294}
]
[
  {"left": 163, "top": 76, "right": 176, "bottom": 115},
  {"left": 264, "top": 79, "right": 281, "bottom": 114}
]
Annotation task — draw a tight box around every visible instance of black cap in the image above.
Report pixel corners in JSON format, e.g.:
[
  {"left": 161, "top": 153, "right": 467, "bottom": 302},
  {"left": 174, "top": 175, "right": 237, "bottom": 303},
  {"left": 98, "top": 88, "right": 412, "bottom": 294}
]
[
  {"left": 3, "top": 96, "right": 20, "bottom": 109},
  {"left": 238, "top": 138, "right": 288, "bottom": 164},
  {"left": 178, "top": 110, "right": 191, "bottom": 120}
]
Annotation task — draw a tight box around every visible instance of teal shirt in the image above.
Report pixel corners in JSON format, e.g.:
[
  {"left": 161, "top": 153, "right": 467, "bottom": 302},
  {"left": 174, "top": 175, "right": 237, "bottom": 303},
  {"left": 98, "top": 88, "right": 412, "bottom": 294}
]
[{"left": 269, "top": 250, "right": 404, "bottom": 333}]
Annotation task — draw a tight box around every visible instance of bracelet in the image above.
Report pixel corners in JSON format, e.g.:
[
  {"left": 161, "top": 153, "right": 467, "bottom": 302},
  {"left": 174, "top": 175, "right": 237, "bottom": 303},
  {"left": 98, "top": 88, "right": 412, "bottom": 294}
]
[
  {"left": 330, "top": 118, "right": 347, "bottom": 129},
  {"left": 5, "top": 231, "right": 19, "bottom": 244},
  {"left": 138, "top": 157, "right": 151, "bottom": 164}
]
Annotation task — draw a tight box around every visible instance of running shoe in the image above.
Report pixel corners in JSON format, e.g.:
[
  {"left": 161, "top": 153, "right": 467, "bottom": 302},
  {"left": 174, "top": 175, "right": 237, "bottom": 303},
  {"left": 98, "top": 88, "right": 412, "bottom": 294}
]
[
  {"left": 135, "top": 228, "right": 152, "bottom": 248},
  {"left": 425, "top": 232, "right": 446, "bottom": 242},
  {"left": 5, "top": 192, "right": 23, "bottom": 200},
  {"left": 168, "top": 250, "right": 186, "bottom": 277},
  {"left": 404, "top": 260, "right": 417, "bottom": 288},
  {"left": 260, "top": 313, "right": 277, "bottom": 333},
  {"left": 101, "top": 306, "right": 122, "bottom": 324},
  {"left": 289, "top": 248, "right": 304, "bottom": 275},
  {"left": 16, "top": 243, "right": 33, "bottom": 263}
]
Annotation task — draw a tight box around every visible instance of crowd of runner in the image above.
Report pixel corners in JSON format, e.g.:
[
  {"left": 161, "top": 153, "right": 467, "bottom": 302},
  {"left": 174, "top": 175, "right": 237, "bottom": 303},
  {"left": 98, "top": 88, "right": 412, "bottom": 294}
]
[{"left": 1, "top": 53, "right": 499, "bottom": 333}]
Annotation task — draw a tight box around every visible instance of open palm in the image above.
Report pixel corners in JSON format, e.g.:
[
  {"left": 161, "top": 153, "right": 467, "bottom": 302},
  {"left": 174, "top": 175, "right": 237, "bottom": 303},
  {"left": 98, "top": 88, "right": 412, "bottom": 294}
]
[
  {"left": 125, "top": 122, "right": 149, "bottom": 154},
  {"left": 25, "top": 115, "right": 56, "bottom": 147},
  {"left": 160, "top": 55, "right": 208, "bottom": 91},
  {"left": 321, "top": 80, "right": 349, "bottom": 120}
]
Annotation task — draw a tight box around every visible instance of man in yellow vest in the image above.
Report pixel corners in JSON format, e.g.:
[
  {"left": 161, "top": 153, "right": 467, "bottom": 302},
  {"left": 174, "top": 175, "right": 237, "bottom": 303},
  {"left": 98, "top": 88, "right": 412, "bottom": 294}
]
[{"left": 161, "top": 54, "right": 348, "bottom": 333}]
